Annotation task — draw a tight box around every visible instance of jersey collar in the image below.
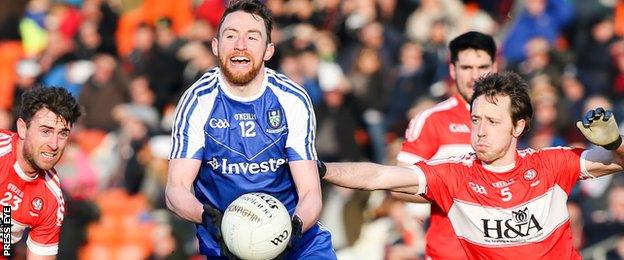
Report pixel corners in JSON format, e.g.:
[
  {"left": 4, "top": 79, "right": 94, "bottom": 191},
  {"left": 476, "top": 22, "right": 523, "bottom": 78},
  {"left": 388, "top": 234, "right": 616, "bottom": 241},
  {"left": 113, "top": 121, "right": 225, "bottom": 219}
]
[
  {"left": 217, "top": 68, "right": 268, "bottom": 102},
  {"left": 13, "top": 162, "right": 38, "bottom": 182},
  {"left": 454, "top": 93, "right": 471, "bottom": 111}
]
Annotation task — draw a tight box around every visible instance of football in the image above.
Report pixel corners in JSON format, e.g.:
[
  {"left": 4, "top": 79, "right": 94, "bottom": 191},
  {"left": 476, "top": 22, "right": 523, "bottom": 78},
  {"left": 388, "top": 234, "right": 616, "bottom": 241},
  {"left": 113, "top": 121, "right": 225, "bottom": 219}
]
[{"left": 221, "top": 192, "right": 292, "bottom": 260}]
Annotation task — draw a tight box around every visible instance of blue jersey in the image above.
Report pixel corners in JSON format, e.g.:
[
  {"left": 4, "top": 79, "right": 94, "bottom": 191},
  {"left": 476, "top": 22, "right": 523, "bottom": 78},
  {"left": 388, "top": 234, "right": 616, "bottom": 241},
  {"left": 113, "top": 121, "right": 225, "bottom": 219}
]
[{"left": 169, "top": 67, "right": 318, "bottom": 256}]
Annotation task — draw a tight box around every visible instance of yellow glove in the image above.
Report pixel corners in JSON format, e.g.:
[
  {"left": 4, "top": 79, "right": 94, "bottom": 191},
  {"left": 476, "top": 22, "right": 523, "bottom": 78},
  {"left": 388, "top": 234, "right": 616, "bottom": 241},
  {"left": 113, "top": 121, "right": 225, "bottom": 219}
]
[{"left": 576, "top": 107, "right": 622, "bottom": 150}]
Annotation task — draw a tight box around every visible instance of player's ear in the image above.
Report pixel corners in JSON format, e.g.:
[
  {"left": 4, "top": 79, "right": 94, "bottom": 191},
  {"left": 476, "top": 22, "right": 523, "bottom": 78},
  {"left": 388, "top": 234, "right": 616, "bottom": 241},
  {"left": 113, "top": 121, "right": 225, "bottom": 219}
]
[
  {"left": 211, "top": 37, "right": 219, "bottom": 57},
  {"left": 16, "top": 118, "right": 27, "bottom": 140},
  {"left": 449, "top": 63, "right": 456, "bottom": 80},
  {"left": 263, "top": 42, "right": 275, "bottom": 61},
  {"left": 513, "top": 119, "right": 526, "bottom": 138}
]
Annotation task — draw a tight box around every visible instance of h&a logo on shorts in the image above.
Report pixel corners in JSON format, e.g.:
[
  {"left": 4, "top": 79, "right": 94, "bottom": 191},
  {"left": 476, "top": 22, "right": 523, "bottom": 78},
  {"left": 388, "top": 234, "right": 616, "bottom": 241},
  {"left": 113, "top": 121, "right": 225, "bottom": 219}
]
[{"left": 209, "top": 118, "right": 230, "bottom": 129}]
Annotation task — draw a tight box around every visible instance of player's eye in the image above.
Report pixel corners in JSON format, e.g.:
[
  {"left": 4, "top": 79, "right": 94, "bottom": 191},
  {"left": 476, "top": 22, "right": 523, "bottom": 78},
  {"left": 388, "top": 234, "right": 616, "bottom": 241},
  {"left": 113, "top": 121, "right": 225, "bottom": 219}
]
[
  {"left": 59, "top": 131, "right": 69, "bottom": 139},
  {"left": 471, "top": 118, "right": 479, "bottom": 125}
]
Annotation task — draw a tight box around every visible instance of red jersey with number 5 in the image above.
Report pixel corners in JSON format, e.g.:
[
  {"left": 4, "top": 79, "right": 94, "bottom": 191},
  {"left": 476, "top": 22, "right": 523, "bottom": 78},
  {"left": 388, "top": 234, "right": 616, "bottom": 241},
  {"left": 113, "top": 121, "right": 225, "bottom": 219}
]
[
  {"left": 0, "top": 130, "right": 64, "bottom": 256},
  {"left": 415, "top": 147, "right": 587, "bottom": 259}
]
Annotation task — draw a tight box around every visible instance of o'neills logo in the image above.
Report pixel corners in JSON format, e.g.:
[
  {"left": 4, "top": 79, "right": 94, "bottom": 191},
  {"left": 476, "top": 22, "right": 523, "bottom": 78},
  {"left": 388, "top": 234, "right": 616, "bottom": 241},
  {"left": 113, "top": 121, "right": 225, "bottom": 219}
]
[{"left": 481, "top": 207, "right": 543, "bottom": 240}]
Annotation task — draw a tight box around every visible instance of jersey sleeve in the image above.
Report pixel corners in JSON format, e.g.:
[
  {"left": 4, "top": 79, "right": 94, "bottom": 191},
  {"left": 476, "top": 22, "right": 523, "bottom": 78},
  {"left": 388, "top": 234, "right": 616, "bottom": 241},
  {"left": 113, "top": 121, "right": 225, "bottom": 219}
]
[
  {"left": 397, "top": 112, "right": 439, "bottom": 164},
  {"left": 281, "top": 90, "right": 317, "bottom": 161},
  {"left": 414, "top": 160, "right": 460, "bottom": 212},
  {"left": 28, "top": 174, "right": 65, "bottom": 256},
  {"left": 27, "top": 210, "right": 61, "bottom": 256},
  {"left": 169, "top": 86, "right": 210, "bottom": 160},
  {"left": 538, "top": 147, "right": 584, "bottom": 194}
]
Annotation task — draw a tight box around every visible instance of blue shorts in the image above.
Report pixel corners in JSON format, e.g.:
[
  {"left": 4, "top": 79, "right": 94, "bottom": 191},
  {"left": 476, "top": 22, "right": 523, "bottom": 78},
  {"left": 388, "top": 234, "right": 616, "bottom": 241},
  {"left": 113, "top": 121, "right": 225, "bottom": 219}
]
[{"left": 284, "top": 222, "right": 336, "bottom": 259}]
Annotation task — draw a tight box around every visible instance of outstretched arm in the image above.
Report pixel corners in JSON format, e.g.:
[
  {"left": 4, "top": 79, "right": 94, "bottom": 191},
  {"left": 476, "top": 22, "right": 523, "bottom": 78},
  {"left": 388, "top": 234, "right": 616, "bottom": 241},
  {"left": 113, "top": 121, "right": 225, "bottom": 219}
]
[
  {"left": 577, "top": 108, "right": 624, "bottom": 177},
  {"left": 323, "top": 162, "right": 423, "bottom": 194}
]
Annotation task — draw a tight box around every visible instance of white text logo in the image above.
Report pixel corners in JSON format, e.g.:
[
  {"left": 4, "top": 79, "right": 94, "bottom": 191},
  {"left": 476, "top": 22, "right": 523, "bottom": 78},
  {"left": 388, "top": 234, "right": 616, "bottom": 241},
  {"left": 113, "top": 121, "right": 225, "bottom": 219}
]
[
  {"left": 209, "top": 118, "right": 230, "bottom": 129},
  {"left": 210, "top": 158, "right": 287, "bottom": 174}
]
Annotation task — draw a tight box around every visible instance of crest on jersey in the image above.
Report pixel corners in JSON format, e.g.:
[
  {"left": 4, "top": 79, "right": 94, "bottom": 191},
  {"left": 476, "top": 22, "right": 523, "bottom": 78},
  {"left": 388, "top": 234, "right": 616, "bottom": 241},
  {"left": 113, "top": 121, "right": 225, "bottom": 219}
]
[
  {"left": 524, "top": 169, "right": 537, "bottom": 181},
  {"left": 31, "top": 197, "right": 43, "bottom": 212},
  {"left": 267, "top": 109, "right": 282, "bottom": 129}
]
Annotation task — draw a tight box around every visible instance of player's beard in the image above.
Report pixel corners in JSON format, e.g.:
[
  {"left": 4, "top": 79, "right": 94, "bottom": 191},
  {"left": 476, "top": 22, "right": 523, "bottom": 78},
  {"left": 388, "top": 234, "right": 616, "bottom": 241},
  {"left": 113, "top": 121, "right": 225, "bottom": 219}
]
[
  {"left": 23, "top": 142, "right": 59, "bottom": 171},
  {"left": 219, "top": 52, "right": 263, "bottom": 86}
]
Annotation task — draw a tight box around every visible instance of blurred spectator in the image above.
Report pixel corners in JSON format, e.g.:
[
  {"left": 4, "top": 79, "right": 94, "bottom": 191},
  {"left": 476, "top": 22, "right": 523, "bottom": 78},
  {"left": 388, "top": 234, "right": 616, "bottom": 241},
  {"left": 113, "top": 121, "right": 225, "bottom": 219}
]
[
  {"left": 316, "top": 73, "right": 361, "bottom": 162},
  {"left": 127, "top": 22, "right": 183, "bottom": 111},
  {"left": 11, "top": 59, "right": 42, "bottom": 125},
  {"left": 0, "top": 108, "right": 12, "bottom": 130},
  {"left": 384, "top": 41, "right": 436, "bottom": 136},
  {"left": 521, "top": 79, "right": 566, "bottom": 149},
  {"left": 568, "top": 201, "right": 585, "bottom": 250},
  {"left": 515, "top": 37, "right": 566, "bottom": 85},
  {"left": 405, "top": 0, "right": 463, "bottom": 43},
  {"left": 502, "top": 0, "right": 573, "bottom": 64},
  {"left": 43, "top": 59, "right": 95, "bottom": 98},
  {"left": 576, "top": 13, "right": 619, "bottom": 96},
  {"left": 178, "top": 41, "right": 216, "bottom": 90},
  {"left": 348, "top": 47, "right": 390, "bottom": 162},
  {"left": 74, "top": 20, "right": 102, "bottom": 59},
  {"left": 79, "top": 53, "right": 129, "bottom": 131},
  {"left": 584, "top": 179, "right": 624, "bottom": 247},
  {"left": 338, "top": 21, "right": 401, "bottom": 74}
]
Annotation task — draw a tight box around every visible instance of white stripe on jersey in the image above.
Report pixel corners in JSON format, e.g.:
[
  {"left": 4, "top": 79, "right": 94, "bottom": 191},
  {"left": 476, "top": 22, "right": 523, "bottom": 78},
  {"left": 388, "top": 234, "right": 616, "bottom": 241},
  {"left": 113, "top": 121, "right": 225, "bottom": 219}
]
[
  {"left": 205, "top": 131, "right": 286, "bottom": 160},
  {"left": 430, "top": 144, "right": 473, "bottom": 160},
  {"left": 396, "top": 151, "right": 426, "bottom": 165},
  {"left": 269, "top": 70, "right": 317, "bottom": 158},
  {"left": 27, "top": 236, "right": 58, "bottom": 256},
  {"left": 44, "top": 171, "right": 65, "bottom": 227},
  {"left": 0, "top": 133, "right": 13, "bottom": 157},
  {"left": 405, "top": 97, "right": 459, "bottom": 142},
  {"left": 448, "top": 184, "right": 569, "bottom": 247},
  {"left": 268, "top": 70, "right": 317, "bottom": 160},
  {"left": 170, "top": 71, "right": 219, "bottom": 158}
]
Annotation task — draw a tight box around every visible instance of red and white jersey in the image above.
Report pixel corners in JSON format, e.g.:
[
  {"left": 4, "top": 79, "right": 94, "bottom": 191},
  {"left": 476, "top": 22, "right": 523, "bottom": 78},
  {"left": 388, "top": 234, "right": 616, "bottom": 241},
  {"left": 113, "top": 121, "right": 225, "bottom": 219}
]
[
  {"left": 398, "top": 94, "right": 472, "bottom": 259},
  {"left": 414, "top": 147, "right": 588, "bottom": 259},
  {"left": 0, "top": 130, "right": 64, "bottom": 256},
  {"left": 398, "top": 94, "right": 473, "bottom": 164}
]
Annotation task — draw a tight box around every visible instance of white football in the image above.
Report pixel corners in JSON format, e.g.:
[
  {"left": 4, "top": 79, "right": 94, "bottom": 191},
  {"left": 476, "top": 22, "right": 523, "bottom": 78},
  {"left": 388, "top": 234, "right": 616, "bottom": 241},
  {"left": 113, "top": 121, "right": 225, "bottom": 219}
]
[{"left": 221, "top": 192, "right": 292, "bottom": 260}]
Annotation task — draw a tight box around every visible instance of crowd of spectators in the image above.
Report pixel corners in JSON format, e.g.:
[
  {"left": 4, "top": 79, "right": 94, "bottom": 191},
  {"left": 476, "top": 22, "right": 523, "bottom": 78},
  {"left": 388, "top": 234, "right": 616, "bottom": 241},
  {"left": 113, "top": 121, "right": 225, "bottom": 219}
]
[{"left": 1, "top": 0, "right": 624, "bottom": 259}]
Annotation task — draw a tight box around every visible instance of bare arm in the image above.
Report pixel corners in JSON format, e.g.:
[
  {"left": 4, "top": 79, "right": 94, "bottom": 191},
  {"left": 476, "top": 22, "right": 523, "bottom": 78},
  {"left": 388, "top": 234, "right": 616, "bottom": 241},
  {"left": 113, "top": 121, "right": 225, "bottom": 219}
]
[
  {"left": 324, "top": 162, "right": 422, "bottom": 194},
  {"left": 582, "top": 143, "right": 624, "bottom": 178},
  {"left": 165, "top": 158, "right": 204, "bottom": 223},
  {"left": 393, "top": 157, "right": 429, "bottom": 203},
  {"left": 290, "top": 160, "right": 322, "bottom": 232}
]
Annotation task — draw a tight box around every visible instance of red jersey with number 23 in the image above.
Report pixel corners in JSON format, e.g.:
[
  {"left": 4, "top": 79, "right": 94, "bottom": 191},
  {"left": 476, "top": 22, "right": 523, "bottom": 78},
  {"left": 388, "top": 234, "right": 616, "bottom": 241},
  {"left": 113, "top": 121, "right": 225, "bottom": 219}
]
[
  {"left": 398, "top": 94, "right": 472, "bottom": 259},
  {"left": 0, "top": 130, "right": 64, "bottom": 256},
  {"left": 415, "top": 147, "right": 587, "bottom": 260}
]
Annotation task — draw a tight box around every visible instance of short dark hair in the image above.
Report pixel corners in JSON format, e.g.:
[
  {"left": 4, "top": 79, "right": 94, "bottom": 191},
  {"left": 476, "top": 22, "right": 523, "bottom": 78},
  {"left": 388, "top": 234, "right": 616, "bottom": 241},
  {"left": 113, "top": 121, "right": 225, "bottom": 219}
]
[
  {"left": 20, "top": 86, "right": 82, "bottom": 126},
  {"left": 449, "top": 31, "right": 496, "bottom": 64},
  {"left": 470, "top": 72, "right": 533, "bottom": 135},
  {"left": 218, "top": 0, "right": 274, "bottom": 43}
]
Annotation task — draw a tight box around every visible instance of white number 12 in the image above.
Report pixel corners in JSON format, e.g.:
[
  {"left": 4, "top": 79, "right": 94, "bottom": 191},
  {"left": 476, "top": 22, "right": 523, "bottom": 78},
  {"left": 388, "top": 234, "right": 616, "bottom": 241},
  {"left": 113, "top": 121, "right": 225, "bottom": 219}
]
[{"left": 239, "top": 121, "right": 256, "bottom": 137}]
